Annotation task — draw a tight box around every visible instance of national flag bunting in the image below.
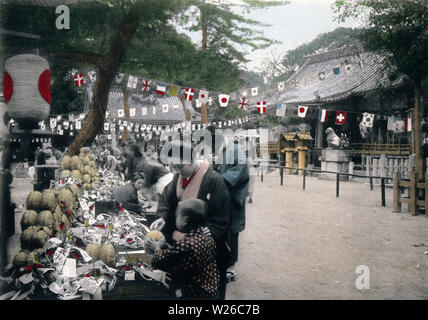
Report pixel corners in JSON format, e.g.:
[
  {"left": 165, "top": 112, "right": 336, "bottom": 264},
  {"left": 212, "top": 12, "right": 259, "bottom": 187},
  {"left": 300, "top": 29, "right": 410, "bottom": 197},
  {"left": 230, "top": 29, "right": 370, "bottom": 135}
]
[
  {"left": 318, "top": 109, "right": 328, "bottom": 122},
  {"left": 297, "top": 106, "right": 308, "bottom": 118},
  {"left": 257, "top": 101, "right": 267, "bottom": 114},
  {"left": 335, "top": 111, "right": 347, "bottom": 125}
]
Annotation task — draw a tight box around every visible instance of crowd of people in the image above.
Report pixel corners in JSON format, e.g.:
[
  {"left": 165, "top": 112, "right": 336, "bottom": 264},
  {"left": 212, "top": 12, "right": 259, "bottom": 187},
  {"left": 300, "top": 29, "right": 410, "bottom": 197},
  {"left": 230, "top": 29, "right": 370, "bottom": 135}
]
[{"left": 91, "top": 128, "right": 251, "bottom": 300}]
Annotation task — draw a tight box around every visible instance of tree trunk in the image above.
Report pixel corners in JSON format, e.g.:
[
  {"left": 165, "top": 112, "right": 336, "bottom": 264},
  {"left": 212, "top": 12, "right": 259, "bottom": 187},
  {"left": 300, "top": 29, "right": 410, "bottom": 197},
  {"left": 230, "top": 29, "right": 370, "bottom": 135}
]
[
  {"left": 66, "top": 6, "right": 138, "bottom": 155},
  {"left": 201, "top": 8, "right": 207, "bottom": 51},
  {"left": 414, "top": 86, "right": 423, "bottom": 177}
]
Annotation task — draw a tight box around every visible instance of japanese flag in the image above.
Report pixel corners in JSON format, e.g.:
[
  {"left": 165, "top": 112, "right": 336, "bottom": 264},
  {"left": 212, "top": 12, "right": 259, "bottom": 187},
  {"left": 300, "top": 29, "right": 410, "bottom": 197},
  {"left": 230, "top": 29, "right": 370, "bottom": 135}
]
[
  {"left": 297, "top": 106, "right": 308, "bottom": 118},
  {"left": 218, "top": 94, "right": 230, "bottom": 107},
  {"left": 118, "top": 109, "right": 124, "bottom": 118},
  {"left": 127, "top": 75, "right": 138, "bottom": 89},
  {"left": 197, "top": 90, "right": 209, "bottom": 104},
  {"left": 251, "top": 87, "right": 258, "bottom": 96},
  {"left": 335, "top": 111, "right": 347, "bottom": 125},
  {"left": 278, "top": 82, "right": 285, "bottom": 91},
  {"left": 162, "top": 104, "right": 169, "bottom": 113},
  {"left": 104, "top": 123, "right": 109, "bottom": 131}
]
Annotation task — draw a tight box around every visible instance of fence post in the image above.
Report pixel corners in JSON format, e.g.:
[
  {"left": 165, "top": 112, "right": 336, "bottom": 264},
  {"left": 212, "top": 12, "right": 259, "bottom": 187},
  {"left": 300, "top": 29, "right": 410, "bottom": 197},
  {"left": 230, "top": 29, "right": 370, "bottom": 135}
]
[
  {"left": 393, "top": 171, "right": 401, "bottom": 213},
  {"left": 280, "top": 167, "right": 284, "bottom": 186},
  {"left": 410, "top": 170, "right": 417, "bottom": 216},
  {"left": 381, "top": 178, "right": 386, "bottom": 207},
  {"left": 336, "top": 173, "right": 340, "bottom": 197},
  {"left": 370, "top": 177, "right": 373, "bottom": 191},
  {"left": 261, "top": 165, "right": 264, "bottom": 183},
  {"left": 303, "top": 169, "right": 306, "bottom": 190}
]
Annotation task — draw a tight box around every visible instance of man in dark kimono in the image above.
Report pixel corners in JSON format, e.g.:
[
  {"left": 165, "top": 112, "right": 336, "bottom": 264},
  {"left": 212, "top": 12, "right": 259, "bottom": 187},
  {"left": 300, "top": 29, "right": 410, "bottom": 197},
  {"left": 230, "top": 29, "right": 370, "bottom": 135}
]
[
  {"left": 207, "top": 126, "right": 250, "bottom": 281},
  {"left": 150, "top": 140, "right": 231, "bottom": 299}
]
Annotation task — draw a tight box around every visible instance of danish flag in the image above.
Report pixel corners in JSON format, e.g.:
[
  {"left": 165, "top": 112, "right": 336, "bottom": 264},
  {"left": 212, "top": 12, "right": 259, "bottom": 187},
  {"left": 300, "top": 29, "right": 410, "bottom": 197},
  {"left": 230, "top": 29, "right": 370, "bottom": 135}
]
[
  {"left": 74, "top": 73, "right": 85, "bottom": 87},
  {"left": 184, "top": 88, "right": 195, "bottom": 101},
  {"left": 257, "top": 101, "right": 267, "bottom": 114}
]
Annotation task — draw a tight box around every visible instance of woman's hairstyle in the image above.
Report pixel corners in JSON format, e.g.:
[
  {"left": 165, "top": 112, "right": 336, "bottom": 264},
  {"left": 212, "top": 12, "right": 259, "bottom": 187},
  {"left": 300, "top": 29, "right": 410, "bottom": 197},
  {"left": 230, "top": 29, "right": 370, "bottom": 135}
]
[
  {"left": 127, "top": 143, "right": 142, "bottom": 158},
  {"left": 176, "top": 199, "right": 209, "bottom": 231}
]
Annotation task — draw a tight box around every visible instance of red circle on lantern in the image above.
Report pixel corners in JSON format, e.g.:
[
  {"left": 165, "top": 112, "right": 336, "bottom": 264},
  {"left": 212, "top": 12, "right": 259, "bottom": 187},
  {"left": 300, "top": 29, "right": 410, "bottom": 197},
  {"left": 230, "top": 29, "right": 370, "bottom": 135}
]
[
  {"left": 221, "top": 98, "right": 227, "bottom": 103},
  {"left": 299, "top": 107, "right": 305, "bottom": 113}
]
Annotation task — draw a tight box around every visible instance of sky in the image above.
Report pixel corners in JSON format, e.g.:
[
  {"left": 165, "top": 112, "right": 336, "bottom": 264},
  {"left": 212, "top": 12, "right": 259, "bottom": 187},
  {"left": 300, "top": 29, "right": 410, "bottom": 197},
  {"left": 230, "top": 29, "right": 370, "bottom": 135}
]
[{"left": 182, "top": 0, "right": 363, "bottom": 72}]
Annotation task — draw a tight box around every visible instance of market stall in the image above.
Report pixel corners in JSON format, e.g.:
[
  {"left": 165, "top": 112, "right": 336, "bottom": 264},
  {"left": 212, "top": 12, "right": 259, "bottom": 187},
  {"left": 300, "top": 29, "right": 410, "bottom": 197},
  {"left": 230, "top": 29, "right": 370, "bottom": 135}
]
[{"left": 0, "top": 148, "right": 171, "bottom": 300}]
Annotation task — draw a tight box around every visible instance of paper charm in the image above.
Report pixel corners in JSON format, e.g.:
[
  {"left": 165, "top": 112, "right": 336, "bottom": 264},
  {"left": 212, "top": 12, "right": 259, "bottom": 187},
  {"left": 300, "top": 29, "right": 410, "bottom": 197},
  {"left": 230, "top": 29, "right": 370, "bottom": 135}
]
[
  {"left": 257, "top": 101, "right": 267, "bottom": 114},
  {"left": 162, "top": 104, "right": 169, "bottom": 113},
  {"left": 276, "top": 104, "right": 286, "bottom": 117},
  {"left": 184, "top": 88, "right": 195, "bottom": 101},
  {"left": 345, "top": 64, "right": 352, "bottom": 73},
  {"left": 168, "top": 86, "right": 179, "bottom": 96},
  {"left": 152, "top": 106, "right": 156, "bottom": 114},
  {"left": 405, "top": 118, "right": 412, "bottom": 132},
  {"left": 88, "top": 70, "right": 97, "bottom": 83},
  {"left": 107, "top": 134, "right": 112, "bottom": 140},
  {"left": 195, "top": 100, "right": 202, "bottom": 108},
  {"left": 251, "top": 87, "right": 258, "bottom": 96},
  {"left": 71, "top": 68, "right": 78, "bottom": 76},
  {"left": 319, "top": 72, "right": 325, "bottom": 80},
  {"left": 127, "top": 75, "right": 138, "bottom": 89},
  {"left": 39, "top": 121, "right": 46, "bottom": 130},
  {"left": 206, "top": 96, "right": 213, "bottom": 106},
  {"left": 115, "top": 73, "right": 125, "bottom": 84},
  {"left": 63, "top": 121, "right": 69, "bottom": 129},
  {"left": 197, "top": 90, "right": 209, "bottom": 104},
  {"left": 278, "top": 82, "right": 285, "bottom": 91},
  {"left": 361, "top": 112, "right": 374, "bottom": 128},
  {"left": 156, "top": 84, "right": 166, "bottom": 96},
  {"left": 333, "top": 67, "right": 340, "bottom": 75},
  {"left": 123, "top": 120, "right": 128, "bottom": 126},
  {"left": 130, "top": 108, "right": 136, "bottom": 117},
  {"left": 104, "top": 123, "right": 109, "bottom": 131},
  {"left": 50, "top": 118, "right": 57, "bottom": 129},
  {"left": 59, "top": 129, "right": 64, "bottom": 135},
  {"left": 79, "top": 113, "right": 85, "bottom": 119},
  {"left": 141, "top": 107, "right": 147, "bottom": 116},
  {"left": 239, "top": 96, "right": 248, "bottom": 110},
  {"left": 297, "top": 106, "right": 308, "bottom": 118},
  {"left": 141, "top": 80, "right": 151, "bottom": 92},
  {"left": 117, "top": 109, "right": 124, "bottom": 118},
  {"left": 75, "top": 120, "right": 81, "bottom": 130},
  {"left": 73, "top": 73, "right": 85, "bottom": 87},
  {"left": 172, "top": 104, "right": 180, "bottom": 109},
  {"left": 56, "top": 115, "right": 62, "bottom": 121},
  {"left": 335, "top": 111, "right": 347, "bottom": 125},
  {"left": 218, "top": 94, "right": 230, "bottom": 107}
]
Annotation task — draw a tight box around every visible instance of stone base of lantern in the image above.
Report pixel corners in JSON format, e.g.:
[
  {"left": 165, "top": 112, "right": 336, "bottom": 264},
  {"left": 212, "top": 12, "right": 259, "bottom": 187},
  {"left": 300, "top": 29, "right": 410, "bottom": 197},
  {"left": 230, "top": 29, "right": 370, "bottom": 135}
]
[{"left": 319, "top": 149, "right": 350, "bottom": 181}]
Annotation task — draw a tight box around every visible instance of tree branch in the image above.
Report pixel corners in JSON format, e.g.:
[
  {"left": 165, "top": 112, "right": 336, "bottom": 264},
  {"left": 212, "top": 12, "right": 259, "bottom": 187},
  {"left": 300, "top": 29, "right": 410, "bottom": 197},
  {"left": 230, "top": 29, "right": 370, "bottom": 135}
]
[{"left": 52, "top": 52, "right": 106, "bottom": 68}]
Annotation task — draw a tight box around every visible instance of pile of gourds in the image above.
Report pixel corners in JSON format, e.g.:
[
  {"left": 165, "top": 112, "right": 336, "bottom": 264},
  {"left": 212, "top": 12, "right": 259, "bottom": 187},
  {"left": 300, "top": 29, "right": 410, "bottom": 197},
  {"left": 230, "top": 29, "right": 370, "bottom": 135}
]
[
  {"left": 60, "top": 148, "right": 99, "bottom": 191},
  {"left": 12, "top": 148, "right": 98, "bottom": 267}
]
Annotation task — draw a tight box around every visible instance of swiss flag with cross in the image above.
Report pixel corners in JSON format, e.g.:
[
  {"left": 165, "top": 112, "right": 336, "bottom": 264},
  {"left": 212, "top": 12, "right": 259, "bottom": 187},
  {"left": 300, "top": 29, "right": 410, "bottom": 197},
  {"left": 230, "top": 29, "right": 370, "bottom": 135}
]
[
  {"left": 257, "top": 101, "right": 267, "bottom": 114},
  {"left": 74, "top": 73, "right": 85, "bottom": 87},
  {"left": 335, "top": 111, "right": 347, "bottom": 125}
]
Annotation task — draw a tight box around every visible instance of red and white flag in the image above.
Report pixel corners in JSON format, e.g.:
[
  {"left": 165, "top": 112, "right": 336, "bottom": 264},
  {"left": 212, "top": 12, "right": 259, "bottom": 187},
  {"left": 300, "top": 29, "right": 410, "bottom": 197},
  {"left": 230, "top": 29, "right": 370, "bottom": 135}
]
[
  {"left": 239, "top": 97, "right": 248, "bottom": 110},
  {"left": 184, "top": 88, "right": 195, "bottom": 101},
  {"left": 156, "top": 84, "right": 166, "bottom": 96},
  {"left": 197, "top": 90, "right": 209, "bottom": 104},
  {"left": 297, "top": 106, "right": 308, "bottom": 118},
  {"left": 257, "top": 101, "right": 267, "bottom": 114},
  {"left": 218, "top": 94, "right": 230, "bottom": 107},
  {"left": 141, "top": 80, "right": 151, "bottom": 92},
  {"left": 335, "top": 111, "right": 347, "bottom": 125},
  {"left": 405, "top": 117, "right": 412, "bottom": 132},
  {"left": 74, "top": 73, "right": 85, "bottom": 87}
]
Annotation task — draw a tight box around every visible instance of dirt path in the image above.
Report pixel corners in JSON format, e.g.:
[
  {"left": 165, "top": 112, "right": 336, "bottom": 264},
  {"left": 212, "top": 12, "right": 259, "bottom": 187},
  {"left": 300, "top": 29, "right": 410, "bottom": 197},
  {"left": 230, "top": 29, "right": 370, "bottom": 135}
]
[{"left": 226, "top": 172, "right": 428, "bottom": 300}]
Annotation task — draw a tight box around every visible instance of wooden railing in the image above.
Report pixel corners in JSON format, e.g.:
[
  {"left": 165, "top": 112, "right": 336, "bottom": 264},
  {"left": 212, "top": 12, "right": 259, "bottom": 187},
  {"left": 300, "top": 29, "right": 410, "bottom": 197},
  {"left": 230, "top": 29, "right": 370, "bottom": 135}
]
[{"left": 348, "top": 143, "right": 411, "bottom": 155}]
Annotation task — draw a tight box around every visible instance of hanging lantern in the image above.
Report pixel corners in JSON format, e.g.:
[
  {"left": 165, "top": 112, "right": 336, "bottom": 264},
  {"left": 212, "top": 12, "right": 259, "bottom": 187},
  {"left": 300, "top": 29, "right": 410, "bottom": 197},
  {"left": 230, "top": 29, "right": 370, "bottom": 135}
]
[{"left": 4, "top": 54, "right": 51, "bottom": 129}]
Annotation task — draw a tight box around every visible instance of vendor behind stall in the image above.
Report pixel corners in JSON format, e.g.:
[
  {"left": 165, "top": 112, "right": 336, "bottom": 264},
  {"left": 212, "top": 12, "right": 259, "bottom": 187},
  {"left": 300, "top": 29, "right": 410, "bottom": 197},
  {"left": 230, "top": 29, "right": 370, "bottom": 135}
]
[{"left": 112, "top": 172, "right": 146, "bottom": 213}]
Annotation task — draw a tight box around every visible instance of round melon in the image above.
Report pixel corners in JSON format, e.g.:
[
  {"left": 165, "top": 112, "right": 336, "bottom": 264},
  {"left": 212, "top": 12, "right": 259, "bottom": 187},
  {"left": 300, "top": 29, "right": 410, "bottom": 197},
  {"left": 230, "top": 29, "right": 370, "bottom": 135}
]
[
  {"left": 99, "top": 243, "right": 117, "bottom": 267},
  {"left": 20, "top": 210, "right": 38, "bottom": 230},
  {"left": 20, "top": 226, "right": 38, "bottom": 249},
  {"left": 32, "top": 227, "right": 51, "bottom": 248},
  {"left": 146, "top": 230, "right": 165, "bottom": 242},
  {"left": 82, "top": 157, "right": 91, "bottom": 166},
  {"left": 62, "top": 169, "right": 71, "bottom": 176},
  {"left": 85, "top": 243, "right": 101, "bottom": 261},
  {"left": 40, "top": 190, "right": 57, "bottom": 212},
  {"left": 13, "top": 250, "right": 29, "bottom": 267},
  {"left": 53, "top": 205, "right": 63, "bottom": 226},
  {"left": 26, "top": 250, "right": 40, "bottom": 265},
  {"left": 68, "top": 184, "right": 82, "bottom": 198},
  {"left": 71, "top": 170, "right": 82, "bottom": 181},
  {"left": 58, "top": 189, "right": 74, "bottom": 210},
  {"left": 61, "top": 214, "right": 72, "bottom": 230},
  {"left": 83, "top": 183, "right": 91, "bottom": 191},
  {"left": 36, "top": 210, "right": 54, "bottom": 229},
  {"left": 61, "top": 155, "right": 72, "bottom": 170},
  {"left": 71, "top": 155, "right": 81, "bottom": 170},
  {"left": 83, "top": 174, "right": 91, "bottom": 184},
  {"left": 26, "top": 191, "right": 42, "bottom": 210}
]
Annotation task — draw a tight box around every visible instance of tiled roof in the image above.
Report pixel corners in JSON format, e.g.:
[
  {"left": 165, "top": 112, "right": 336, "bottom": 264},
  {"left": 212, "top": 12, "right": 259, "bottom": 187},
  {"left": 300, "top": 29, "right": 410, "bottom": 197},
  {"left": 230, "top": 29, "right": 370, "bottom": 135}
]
[
  {"left": 278, "top": 43, "right": 407, "bottom": 105},
  {"left": 85, "top": 90, "right": 190, "bottom": 125}
]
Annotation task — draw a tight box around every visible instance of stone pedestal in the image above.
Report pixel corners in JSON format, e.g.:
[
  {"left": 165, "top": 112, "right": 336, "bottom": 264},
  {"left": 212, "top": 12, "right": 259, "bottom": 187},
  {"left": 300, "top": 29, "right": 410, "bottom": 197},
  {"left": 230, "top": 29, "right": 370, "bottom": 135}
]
[{"left": 319, "top": 149, "right": 350, "bottom": 181}]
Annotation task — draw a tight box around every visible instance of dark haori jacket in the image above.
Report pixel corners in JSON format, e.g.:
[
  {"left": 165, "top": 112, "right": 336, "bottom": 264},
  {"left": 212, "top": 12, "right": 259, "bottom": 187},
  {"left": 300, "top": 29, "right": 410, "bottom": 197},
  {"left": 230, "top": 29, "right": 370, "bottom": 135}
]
[
  {"left": 151, "top": 227, "right": 220, "bottom": 300},
  {"left": 156, "top": 166, "right": 230, "bottom": 245},
  {"left": 218, "top": 142, "right": 250, "bottom": 233},
  {"left": 112, "top": 182, "right": 141, "bottom": 214}
]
